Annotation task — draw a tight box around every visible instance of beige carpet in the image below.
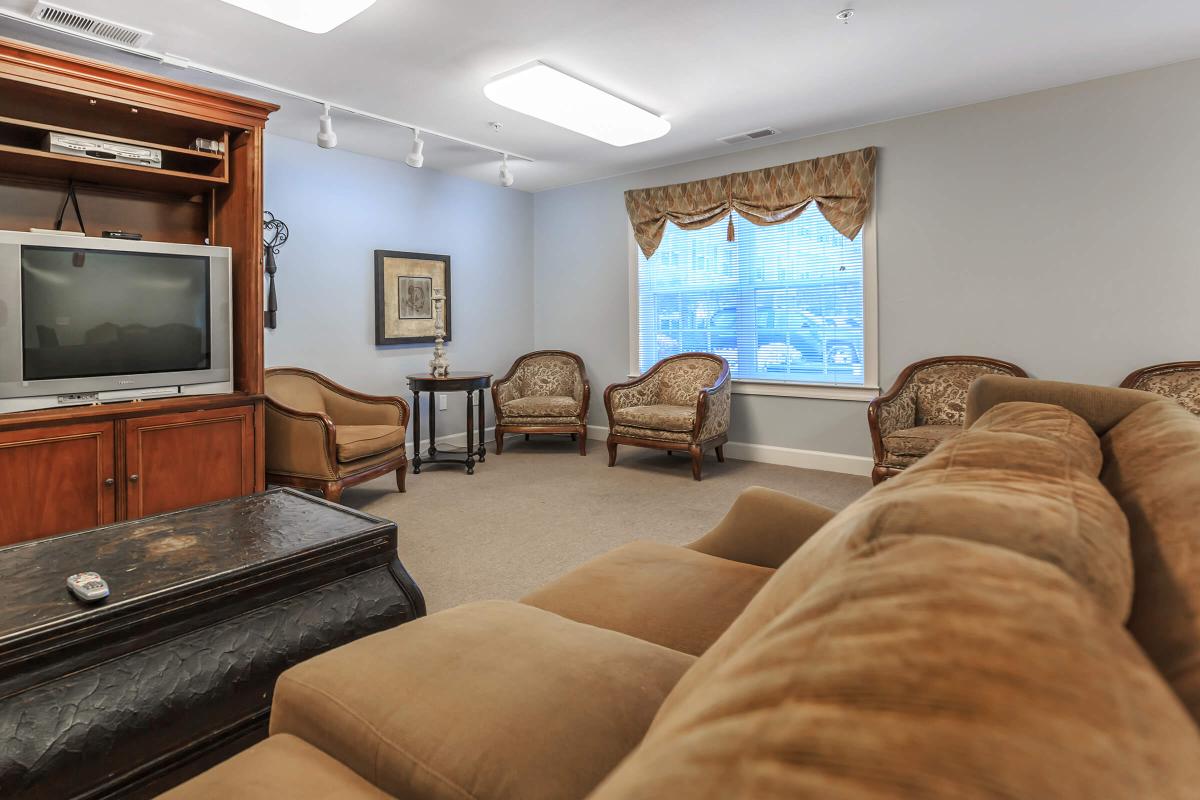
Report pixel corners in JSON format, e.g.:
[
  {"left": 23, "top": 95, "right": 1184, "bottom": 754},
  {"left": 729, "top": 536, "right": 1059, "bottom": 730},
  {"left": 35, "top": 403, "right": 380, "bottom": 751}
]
[{"left": 340, "top": 436, "right": 872, "bottom": 613}]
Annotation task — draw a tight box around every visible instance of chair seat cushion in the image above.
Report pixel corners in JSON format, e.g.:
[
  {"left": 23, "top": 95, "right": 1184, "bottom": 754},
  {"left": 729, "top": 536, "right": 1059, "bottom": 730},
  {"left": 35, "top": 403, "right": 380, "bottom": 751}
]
[
  {"left": 883, "top": 423, "right": 960, "bottom": 457},
  {"left": 335, "top": 424, "right": 405, "bottom": 462},
  {"left": 158, "top": 734, "right": 392, "bottom": 800},
  {"left": 522, "top": 541, "right": 774, "bottom": 656},
  {"left": 270, "top": 600, "right": 694, "bottom": 800},
  {"left": 501, "top": 395, "right": 578, "bottom": 418},
  {"left": 614, "top": 404, "right": 696, "bottom": 432}
]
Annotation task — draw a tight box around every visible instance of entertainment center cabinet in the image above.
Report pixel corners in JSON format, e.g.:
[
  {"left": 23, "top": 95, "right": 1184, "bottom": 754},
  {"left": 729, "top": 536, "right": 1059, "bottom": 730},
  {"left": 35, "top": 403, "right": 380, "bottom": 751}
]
[{"left": 0, "top": 38, "right": 277, "bottom": 546}]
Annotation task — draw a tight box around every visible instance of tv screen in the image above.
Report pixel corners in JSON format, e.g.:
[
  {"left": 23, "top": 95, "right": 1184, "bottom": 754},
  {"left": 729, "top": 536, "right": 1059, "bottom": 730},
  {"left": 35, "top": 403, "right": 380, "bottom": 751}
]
[{"left": 21, "top": 246, "right": 211, "bottom": 382}]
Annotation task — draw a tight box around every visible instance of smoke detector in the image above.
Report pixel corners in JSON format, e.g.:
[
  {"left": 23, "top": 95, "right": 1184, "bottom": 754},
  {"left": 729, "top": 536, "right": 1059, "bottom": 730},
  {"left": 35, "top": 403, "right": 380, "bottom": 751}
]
[
  {"left": 835, "top": 9, "right": 855, "bottom": 23},
  {"left": 31, "top": 2, "right": 154, "bottom": 48},
  {"left": 718, "top": 128, "right": 779, "bottom": 145}
]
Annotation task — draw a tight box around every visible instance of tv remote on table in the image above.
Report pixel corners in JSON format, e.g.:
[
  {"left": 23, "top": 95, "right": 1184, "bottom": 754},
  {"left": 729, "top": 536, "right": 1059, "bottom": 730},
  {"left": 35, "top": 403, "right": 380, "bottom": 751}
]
[{"left": 67, "top": 572, "right": 110, "bottom": 602}]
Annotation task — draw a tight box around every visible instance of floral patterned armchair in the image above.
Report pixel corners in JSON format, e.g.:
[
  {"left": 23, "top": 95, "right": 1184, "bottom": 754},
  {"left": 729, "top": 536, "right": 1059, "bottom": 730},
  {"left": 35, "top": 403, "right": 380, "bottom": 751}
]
[
  {"left": 604, "top": 353, "right": 731, "bottom": 481},
  {"left": 868, "top": 355, "right": 1027, "bottom": 485},
  {"left": 1120, "top": 361, "right": 1200, "bottom": 415},
  {"left": 492, "top": 351, "right": 589, "bottom": 455}
]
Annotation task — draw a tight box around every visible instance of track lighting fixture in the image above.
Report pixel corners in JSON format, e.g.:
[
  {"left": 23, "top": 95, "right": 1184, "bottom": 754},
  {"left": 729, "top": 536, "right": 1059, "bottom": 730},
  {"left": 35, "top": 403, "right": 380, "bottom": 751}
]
[
  {"left": 498, "top": 154, "right": 515, "bottom": 188},
  {"left": 405, "top": 128, "right": 425, "bottom": 168},
  {"left": 317, "top": 103, "right": 337, "bottom": 149}
]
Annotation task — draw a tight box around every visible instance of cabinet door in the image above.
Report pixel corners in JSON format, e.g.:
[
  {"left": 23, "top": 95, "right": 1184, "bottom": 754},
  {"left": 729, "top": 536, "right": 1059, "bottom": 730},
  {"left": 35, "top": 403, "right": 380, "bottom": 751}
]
[
  {"left": 0, "top": 421, "right": 116, "bottom": 545},
  {"left": 123, "top": 405, "right": 255, "bottom": 520}
]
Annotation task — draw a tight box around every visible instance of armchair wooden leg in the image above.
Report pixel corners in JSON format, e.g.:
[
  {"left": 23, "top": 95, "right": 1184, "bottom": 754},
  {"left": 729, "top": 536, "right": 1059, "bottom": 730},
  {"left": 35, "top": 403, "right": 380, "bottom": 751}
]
[
  {"left": 323, "top": 481, "right": 344, "bottom": 503},
  {"left": 689, "top": 445, "right": 704, "bottom": 481},
  {"left": 495, "top": 428, "right": 505, "bottom": 455},
  {"left": 396, "top": 464, "right": 407, "bottom": 493},
  {"left": 607, "top": 439, "right": 618, "bottom": 467},
  {"left": 578, "top": 426, "right": 587, "bottom": 456},
  {"left": 715, "top": 445, "right": 725, "bottom": 463}
]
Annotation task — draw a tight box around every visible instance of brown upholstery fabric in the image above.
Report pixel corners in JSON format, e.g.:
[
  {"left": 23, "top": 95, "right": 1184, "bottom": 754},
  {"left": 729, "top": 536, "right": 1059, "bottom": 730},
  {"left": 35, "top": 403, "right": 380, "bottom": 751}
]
[
  {"left": 910, "top": 361, "right": 1011, "bottom": 425},
  {"left": 1127, "top": 369, "right": 1200, "bottom": 415},
  {"left": 501, "top": 395, "right": 578, "bottom": 418},
  {"left": 611, "top": 423, "right": 690, "bottom": 442},
  {"left": 522, "top": 541, "right": 773, "bottom": 656},
  {"left": 612, "top": 404, "right": 695, "bottom": 432},
  {"left": 686, "top": 486, "right": 836, "bottom": 569},
  {"left": 660, "top": 402, "right": 1132, "bottom": 719},
  {"left": 334, "top": 424, "right": 405, "bottom": 462},
  {"left": 625, "top": 147, "right": 876, "bottom": 260},
  {"left": 1102, "top": 400, "right": 1200, "bottom": 725},
  {"left": 966, "top": 374, "right": 1160, "bottom": 434},
  {"left": 266, "top": 372, "right": 328, "bottom": 415},
  {"left": 158, "top": 734, "right": 393, "bottom": 800},
  {"left": 593, "top": 536, "right": 1200, "bottom": 800},
  {"left": 270, "top": 601, "right": 693, "bottom": 800},
  {"left": 881, "top": 423, "right": 959, "bottom": 457}
]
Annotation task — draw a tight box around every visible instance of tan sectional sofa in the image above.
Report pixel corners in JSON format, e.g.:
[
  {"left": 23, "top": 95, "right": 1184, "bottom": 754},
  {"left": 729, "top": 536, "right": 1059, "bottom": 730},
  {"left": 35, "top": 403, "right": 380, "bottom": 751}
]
[{"left": 161, "top": 377, "right": 1200, "bottom": 800}]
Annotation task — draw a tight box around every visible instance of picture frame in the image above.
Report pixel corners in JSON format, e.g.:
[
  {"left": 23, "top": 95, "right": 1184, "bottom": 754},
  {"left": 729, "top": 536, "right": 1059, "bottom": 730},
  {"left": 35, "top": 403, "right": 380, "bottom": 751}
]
[{"left": 374, "top": 250, "right": 451, "bottom": 345}]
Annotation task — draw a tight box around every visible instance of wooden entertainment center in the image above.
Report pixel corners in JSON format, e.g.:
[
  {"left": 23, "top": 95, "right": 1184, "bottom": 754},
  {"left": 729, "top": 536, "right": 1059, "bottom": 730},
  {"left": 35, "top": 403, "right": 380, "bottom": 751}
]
[{"left": 0, "top": 38, "right": 277, "bottom": 546}]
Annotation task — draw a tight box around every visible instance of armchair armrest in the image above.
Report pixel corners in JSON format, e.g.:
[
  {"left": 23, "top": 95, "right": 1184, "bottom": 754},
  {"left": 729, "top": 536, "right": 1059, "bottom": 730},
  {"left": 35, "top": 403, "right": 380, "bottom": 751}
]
[
  {"left": 264, "top": 399, "right": 338, "bottom": 480},
  {"left": 694, "top": 360, "right": 731, "bottom": 441},
  {"left": 687, "top": 486, "right": 836, "bottom": 569},
  {"left": 604, "top": 371, "right": 659, "bottom": 423},
  {"left": 867, "top": 379, "right": 917, "bottom": 462},
  {"left": 493, "top": 359, "right": 523, "bottom": 409}
]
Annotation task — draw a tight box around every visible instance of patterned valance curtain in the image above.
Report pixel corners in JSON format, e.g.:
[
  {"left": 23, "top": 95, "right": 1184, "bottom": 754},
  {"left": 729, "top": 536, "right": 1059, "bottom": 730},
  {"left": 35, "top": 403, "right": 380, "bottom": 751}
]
[{"left": 625, "top": 146, "right": 877, "bottom": 259}]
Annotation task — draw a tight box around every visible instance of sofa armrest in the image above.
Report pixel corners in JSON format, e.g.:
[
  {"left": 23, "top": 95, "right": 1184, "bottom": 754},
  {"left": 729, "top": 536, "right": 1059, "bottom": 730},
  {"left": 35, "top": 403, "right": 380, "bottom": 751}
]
[
  {"left": 265, "top": 400, "right": 338, "bottom": 480},
  {"left": 686, "top": 486, "right": 836, "bottom": 569},
  {"left": 965, "top": 374, "right": 1161, "bottom": 435}
]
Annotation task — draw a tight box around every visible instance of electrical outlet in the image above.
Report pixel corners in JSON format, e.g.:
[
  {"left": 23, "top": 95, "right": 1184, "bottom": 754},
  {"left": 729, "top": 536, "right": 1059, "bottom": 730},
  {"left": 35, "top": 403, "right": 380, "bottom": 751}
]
[{"left": 438, "top": 393, "right": 448, "bottom": 411}]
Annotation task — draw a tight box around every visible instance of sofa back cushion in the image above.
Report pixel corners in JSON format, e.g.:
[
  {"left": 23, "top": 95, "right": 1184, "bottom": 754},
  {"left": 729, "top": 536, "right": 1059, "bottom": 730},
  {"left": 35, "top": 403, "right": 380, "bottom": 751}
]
[
  {"left": 516, "top": 353, "right": 581, "bottom": 398},
  {"left": 590, "top": 536, "right": 1200, "bottom": 800},
  {"left": 655, "top": 356, "right": 722, "bottom": 407},
  {"left": 1101, "top": 399, "right": 1200, "bottom": 725},
  {"left": 656, "top": 402, "right": 1131, "bottom": 721},
  {"left": 910, "top": 361, "right": 1010, "bottom": 425}
]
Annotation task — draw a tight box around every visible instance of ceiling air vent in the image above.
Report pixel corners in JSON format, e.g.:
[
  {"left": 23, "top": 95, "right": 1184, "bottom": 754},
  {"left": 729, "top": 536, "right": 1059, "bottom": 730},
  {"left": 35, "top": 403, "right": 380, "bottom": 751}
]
[
  {"left": 31, "top": 1, "right": 154, "bottom": 48},
  {"left": 719, "top": 128, "right": 780, "bottom": 145}
]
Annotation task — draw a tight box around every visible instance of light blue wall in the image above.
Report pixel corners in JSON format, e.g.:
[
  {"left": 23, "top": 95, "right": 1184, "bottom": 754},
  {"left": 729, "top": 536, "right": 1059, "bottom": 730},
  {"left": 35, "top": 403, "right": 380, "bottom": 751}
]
[
  {"left": 263, "top": 133, "right": 534, "bottom": 436},
  {"left": 533, "top": 59, "right": 1200, "bottom": 457}
]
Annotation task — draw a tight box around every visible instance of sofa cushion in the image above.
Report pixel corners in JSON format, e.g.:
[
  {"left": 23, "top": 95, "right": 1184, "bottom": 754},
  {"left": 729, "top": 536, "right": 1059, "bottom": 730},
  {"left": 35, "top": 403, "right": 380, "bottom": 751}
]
[
  {"left": 613, "top": 404, "right": 695, "bottom": 432},
  {"left": 881, "top": 423, "right": 959, "bottom": 457},
  {"left": 593, "top": 536, "right": 1200, "bottom": 800},
  {"left": 335, "top": 424, "right": 405, "bottom": 462},
  {"left": 1102, "top": 399, "right": 1200, "bottom": 726},
  {"left": 659, "top": 402, "right": 1131, "bottom": 721},
  {"left": 270, "top": 600, "right": 694, "bottom": 800},
  {"left": 158, "top": 734, "right": 392, "bottom": 800},
  {"left": 502, "top": 395, "right": 578, "bottom": 418},
  {"left": 522, "top": 541, "right": 774, "bottom": 656}
]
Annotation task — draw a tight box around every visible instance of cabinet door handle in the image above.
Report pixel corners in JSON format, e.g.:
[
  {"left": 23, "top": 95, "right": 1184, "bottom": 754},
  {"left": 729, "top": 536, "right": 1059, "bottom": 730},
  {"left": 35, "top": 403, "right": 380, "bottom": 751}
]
[
  {"left": 103, "top": 478, "right": 115, "bottom": 487},
  {"left": 128, "top": 474, "right": 139, "bottom": 483}
]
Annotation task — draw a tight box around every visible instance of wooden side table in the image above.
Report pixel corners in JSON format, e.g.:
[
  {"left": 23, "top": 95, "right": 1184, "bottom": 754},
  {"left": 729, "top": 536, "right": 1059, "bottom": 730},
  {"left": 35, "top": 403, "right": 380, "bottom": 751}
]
[{"left": 407, "top": 372, "right": 492, "bottom": 474}]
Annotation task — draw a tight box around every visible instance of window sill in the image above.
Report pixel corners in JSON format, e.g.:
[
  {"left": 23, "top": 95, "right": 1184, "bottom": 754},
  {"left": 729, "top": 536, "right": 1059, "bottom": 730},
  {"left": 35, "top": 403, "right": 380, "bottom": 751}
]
[{"left": 624, "top": 375, "right": 879, "bottom": 401}]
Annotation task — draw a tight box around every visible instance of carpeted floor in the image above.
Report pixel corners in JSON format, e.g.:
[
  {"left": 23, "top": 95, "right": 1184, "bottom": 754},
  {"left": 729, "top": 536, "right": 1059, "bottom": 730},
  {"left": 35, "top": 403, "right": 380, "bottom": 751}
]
[{"left": 340, "top": 436, "right": 872, "bottom": 613}]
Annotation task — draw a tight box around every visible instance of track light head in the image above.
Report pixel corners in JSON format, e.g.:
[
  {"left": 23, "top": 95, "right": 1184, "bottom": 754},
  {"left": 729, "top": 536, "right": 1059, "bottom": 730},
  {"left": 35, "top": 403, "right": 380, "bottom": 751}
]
[
  {"left": 498, "top": 154, "right": 515, "bottom": 188},
  {"left": 405, "top": 128, "right": 425, "bottom": 168},
  {"left": 317, "top": 103, "right": 337, "bottom": 149}
]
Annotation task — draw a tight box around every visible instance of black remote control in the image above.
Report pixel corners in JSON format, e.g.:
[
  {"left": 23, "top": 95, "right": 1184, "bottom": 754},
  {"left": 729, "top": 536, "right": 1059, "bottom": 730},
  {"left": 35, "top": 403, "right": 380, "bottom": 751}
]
[{"left": 102, "top": 231, "right": 143, "bottom": 240}]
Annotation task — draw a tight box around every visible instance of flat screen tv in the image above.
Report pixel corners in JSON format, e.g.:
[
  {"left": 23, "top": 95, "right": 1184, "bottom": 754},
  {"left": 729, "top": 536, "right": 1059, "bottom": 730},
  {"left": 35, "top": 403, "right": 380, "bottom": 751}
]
[{"left": 0, "top": 231, "right": 233, "bottom": 413}]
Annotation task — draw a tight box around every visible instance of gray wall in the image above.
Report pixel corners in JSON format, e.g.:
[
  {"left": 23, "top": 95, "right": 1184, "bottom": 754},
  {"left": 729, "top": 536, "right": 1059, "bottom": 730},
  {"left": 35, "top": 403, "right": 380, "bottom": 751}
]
[
  {"left": 533, "top": 59, "right": 1200, "bottom": 458},
  {"left": 264, "top": 133, "right": 534, "bottom": 437}
]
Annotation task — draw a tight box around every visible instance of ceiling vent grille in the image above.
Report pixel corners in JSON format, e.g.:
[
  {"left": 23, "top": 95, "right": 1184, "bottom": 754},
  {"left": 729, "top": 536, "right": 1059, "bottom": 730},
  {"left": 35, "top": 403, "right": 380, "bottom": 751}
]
[
  {"left": 719, "top": 128, "right": 780, "bottom": 145},
  {"left": 31, "top": 2, "right": 154, "bottom": 48}
]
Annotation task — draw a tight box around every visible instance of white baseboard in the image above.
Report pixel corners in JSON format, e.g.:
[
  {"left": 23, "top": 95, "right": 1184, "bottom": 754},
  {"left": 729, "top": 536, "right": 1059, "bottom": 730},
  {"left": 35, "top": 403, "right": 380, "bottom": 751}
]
[{"left": 585, "top": 425, "right": 872, "bottom": 477}]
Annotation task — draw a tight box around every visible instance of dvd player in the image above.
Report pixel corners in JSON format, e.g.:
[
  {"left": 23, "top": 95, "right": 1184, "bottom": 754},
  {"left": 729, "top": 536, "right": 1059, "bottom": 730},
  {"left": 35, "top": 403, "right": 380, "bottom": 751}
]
[{"left": 44, "top": 132, "right": 162, "bottom": 169}]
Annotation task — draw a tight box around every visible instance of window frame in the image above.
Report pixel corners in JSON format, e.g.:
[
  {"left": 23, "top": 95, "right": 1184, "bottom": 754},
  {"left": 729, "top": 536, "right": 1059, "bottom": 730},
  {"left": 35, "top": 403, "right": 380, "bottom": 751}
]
[{"left": 627, "top": 205, "right": 879, "bottom": 401}]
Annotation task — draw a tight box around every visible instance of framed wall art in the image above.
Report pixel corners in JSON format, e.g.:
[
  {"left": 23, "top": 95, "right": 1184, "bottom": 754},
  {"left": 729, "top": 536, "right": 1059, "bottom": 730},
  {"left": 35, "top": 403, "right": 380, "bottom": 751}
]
[{"left": 374, "top": 250, "right": 451, "bottom": 345}]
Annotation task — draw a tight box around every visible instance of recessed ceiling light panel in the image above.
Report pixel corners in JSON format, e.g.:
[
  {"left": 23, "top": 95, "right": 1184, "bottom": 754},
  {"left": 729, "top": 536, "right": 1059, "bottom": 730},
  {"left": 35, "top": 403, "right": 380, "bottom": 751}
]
[
  {"left": 484, "top": 62, "right": 670, "bottom": 147},
  {"left": 216, "top": 0, "right": 377, "bottom": 33}
]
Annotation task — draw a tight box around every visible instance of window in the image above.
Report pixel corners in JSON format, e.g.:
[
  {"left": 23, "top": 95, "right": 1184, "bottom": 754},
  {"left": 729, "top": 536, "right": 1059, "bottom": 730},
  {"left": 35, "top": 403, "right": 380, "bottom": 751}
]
[{"left": 631, "top": 207, "right": 877, "bottom": 398}]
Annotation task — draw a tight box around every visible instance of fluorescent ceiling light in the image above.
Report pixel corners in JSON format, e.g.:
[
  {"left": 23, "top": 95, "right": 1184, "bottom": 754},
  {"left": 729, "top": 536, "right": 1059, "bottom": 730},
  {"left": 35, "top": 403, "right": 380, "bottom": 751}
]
[
  {"left": 216, "top": 0, "right": 377, "bottom": 33},
  {"left": 484, "top": 62, "right": 670, "bottom": 147}
]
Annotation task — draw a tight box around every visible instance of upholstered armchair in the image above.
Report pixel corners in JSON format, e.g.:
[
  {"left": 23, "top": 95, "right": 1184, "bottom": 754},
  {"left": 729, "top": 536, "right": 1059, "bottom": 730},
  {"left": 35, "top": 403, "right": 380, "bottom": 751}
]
[
  {"left": 1120, "top": 361, "right": 1200, "bottom": 415},
  {"left": 605, "top": 353, "right": 731, "bottom": 481},
  {"left": 265, "top": 367, "right": 409, "bottom": 503},
  {"left": 868, "top": 355, "right": 1027, "bottom": 485},
  {"left": 492, "top": 350, "right": 589, "bottom": 455}
]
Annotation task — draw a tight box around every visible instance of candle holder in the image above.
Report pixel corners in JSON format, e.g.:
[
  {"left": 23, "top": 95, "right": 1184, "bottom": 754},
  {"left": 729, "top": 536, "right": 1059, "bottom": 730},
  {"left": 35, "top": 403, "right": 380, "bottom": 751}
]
[{"left": 429, "top": 289, "right": 449, "bottom": 377}]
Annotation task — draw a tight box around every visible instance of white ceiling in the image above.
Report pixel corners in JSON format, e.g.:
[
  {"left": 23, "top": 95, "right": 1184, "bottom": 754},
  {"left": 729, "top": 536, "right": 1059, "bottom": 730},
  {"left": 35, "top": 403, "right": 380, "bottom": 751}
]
[{"left": 2, "top": 0, "right": 1200, "bottom": 192}]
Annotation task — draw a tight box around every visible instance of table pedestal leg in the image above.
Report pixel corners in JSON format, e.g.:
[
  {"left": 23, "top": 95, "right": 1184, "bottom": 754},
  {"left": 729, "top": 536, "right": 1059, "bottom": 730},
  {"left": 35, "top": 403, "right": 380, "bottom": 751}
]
[
  {"left": 476, "top": 388, "right": 486, "bottom": 462},
  {"left": 411, "top": 390, "right": 422, "bottom": 474},
  {"left": 466, "top": 392, "right": 476, "bottom": 474}
]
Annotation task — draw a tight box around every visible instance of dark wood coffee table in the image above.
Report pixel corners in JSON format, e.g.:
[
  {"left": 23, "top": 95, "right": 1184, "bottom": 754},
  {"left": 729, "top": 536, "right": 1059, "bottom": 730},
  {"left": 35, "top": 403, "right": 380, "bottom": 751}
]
[
  {"left": 407, "top": 372, "right": 492, "bottom": 474},
  {"left": 0, "top": 488, "right": 424, "bottom": 800}
]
